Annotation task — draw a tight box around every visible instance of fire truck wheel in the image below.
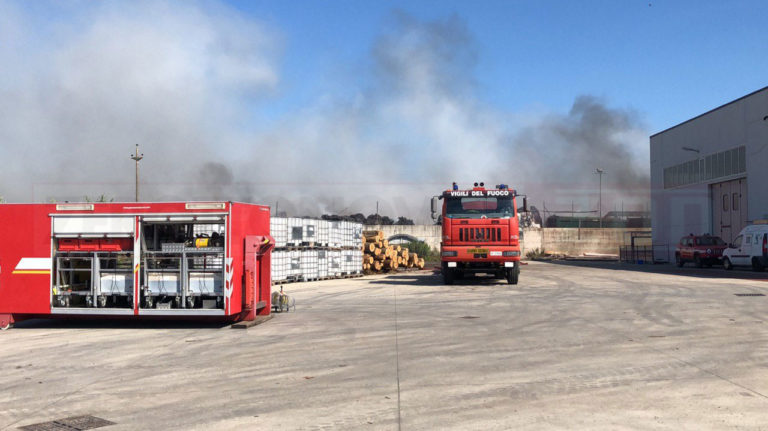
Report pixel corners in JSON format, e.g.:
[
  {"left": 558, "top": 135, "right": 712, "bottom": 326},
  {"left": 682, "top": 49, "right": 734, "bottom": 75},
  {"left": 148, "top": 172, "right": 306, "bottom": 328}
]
[
  {"left": 675, "top": 254, "right": 684, "bottom": 267},
  {"left": 443, "top": 269, "right": 455, "bottom": 285},
  {"left": 694, "top": 255, "right": 703, "bottom": 268},
  {"left": 506, "top": 268, "right": 519, "bottom": 285},
  {"left": 723, "top": 258, "right": 733, "bottom": 271}
]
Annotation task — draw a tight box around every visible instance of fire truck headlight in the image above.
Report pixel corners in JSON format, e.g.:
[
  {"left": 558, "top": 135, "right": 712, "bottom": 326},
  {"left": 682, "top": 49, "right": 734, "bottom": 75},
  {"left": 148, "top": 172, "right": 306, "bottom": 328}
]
[
  {"left": 706, "top": 248, "right": 712, "bottom": 254},
  {"left": 442, "top": 251, "right": 458, "bottom": 257},
  {"left": 503, "top": 251, "right": 520, "bottom": 257}
]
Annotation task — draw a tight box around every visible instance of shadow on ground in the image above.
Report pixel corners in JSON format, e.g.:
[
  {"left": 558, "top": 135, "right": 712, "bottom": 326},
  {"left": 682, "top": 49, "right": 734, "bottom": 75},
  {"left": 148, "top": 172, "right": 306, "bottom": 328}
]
[
  {"left": 369, "top": 272, "right": 510, "bottom": 287},
  {"left": 11, "top": 318, "right": 232, "bottom": 330},
  {"left": 545, "top": 259, "right": 768, "bottom": 281}
]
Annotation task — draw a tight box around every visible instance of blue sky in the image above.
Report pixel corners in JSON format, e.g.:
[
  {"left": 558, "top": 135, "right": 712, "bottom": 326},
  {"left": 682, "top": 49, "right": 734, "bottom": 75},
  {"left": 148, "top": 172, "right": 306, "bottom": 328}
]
[
  {"left": 1, "top": 0, "right": 767, "bottom": 216},
  {"left": 228, "top": 0, "right": 768, "bottom": 133}
]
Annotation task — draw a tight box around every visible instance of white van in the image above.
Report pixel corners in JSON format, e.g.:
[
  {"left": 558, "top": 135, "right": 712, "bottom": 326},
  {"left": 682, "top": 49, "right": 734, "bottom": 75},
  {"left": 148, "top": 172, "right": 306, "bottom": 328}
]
[{"left": 722, "top": 222, "right": 768, "bottom": 271}]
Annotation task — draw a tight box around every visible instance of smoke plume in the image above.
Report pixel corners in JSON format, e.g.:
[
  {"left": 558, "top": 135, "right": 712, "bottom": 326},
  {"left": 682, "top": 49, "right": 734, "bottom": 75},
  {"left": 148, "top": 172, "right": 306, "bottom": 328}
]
[{"left": 0, "top": 2, "right": 649, "bottom": 221}]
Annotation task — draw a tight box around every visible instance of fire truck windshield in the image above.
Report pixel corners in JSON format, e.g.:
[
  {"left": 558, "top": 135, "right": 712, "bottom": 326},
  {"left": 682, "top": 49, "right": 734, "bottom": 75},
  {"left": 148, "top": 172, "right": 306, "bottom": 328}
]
[{"left": 445, "top": 197, "right": 515, "bottom": 219}]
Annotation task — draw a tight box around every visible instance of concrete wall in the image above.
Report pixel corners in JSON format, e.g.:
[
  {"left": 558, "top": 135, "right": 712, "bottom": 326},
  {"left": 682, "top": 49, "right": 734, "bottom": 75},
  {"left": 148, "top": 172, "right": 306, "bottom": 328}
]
[
  {"left": 365, "top": 224, "right": 651, "bottom": 257},
  {"left": 536, "top": 228, "right": 651, "bottom": 256},
  {"left": 366, "top": 224, "right": 442, "bottom": 250},
  {"left": 650, "top": 87, "right": 768, "bottom": 247}
]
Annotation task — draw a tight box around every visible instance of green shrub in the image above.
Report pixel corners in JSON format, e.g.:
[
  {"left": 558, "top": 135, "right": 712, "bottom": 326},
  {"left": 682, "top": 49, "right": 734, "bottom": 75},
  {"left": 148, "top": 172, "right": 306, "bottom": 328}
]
[
  {"left": 525, "top": 247, "right": 547, "bottom": 259},
  {"left": 404, "top": 240, "right": 437, "bottom": 261}
]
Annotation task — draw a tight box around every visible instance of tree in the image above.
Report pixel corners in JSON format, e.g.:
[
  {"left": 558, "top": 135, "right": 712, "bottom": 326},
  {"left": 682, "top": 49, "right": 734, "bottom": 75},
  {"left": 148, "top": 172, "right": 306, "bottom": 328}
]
[{"left": 395, "top": 216, "right": 414, "bottom": 225}]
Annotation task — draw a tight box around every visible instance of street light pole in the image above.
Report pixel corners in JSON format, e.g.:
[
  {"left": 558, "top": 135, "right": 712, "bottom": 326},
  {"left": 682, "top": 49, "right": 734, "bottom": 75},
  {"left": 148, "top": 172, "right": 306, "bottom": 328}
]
[
  {"left": 130, "top": 145, "right": 144, "bottom": 202},
  {"left": 595, "top": 168, "right": 605, "bottom": 228}
]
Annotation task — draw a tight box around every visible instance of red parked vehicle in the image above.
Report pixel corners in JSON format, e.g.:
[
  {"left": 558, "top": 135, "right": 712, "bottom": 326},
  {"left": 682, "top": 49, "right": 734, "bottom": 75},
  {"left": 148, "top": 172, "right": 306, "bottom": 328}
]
[{"left": 675, "top": 234, "right": 727, "bottom": 268}]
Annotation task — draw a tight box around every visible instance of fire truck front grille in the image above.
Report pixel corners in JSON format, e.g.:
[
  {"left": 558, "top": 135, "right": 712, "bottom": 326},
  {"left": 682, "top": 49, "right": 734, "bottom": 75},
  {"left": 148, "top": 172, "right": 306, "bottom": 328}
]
[{"left": 459, "top": 227, "right": 502, "bottom": 242}]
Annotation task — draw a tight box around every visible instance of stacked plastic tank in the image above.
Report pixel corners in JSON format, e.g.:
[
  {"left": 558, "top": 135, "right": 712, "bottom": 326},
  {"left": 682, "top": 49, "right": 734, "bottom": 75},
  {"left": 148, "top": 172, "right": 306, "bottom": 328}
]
[{"left": 270, "top": 217, "right": 363, "bottom": 283}]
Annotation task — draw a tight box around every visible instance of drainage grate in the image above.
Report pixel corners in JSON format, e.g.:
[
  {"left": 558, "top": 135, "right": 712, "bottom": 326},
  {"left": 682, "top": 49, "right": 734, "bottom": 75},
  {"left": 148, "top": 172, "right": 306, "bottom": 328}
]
[
  {"left": 734, "top": 293, "right": 766, "bottom": 297},
  {"left": 20, "top": 415, "right": 115, "bottom": 431},
  {"left": 460, "top": 316, "right": 479, "bottom": 319}
]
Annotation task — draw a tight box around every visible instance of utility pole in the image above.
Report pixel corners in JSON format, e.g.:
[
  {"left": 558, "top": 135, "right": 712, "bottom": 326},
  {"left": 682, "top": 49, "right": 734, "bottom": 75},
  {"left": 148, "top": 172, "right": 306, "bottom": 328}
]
[
  {"left": 595, "top": 168, "right": 605, "bottom": 228},
  {"left": 130, "top": 144, "right": 144, "bottom": 202}
]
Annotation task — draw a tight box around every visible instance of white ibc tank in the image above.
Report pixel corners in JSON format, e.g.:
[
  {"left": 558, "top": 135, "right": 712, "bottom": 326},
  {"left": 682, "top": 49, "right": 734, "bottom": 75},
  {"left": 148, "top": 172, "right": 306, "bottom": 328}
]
[
  {"left": 318, "top": 250, "right": 329, "bottom": 278},
  {"left": 328, "top": 250, "right": 342, "bottom": 277},
  {"left": 287, "top": 218, "right": 304, "bottom": 246},
  {"left": 317, "top": 220, "right": 330, "bottom": 246},
  {"left": 271, "top": 250, "right": 288, "bottom": 282},
  {"left": 270, "top": 217, "right": 288, "bottom": 248},
  {"left": 289, "top": 250, "right": 302, "bottom": 278},
  {"left": 301, "top": 250, "right": 319, "bottom": 279}
]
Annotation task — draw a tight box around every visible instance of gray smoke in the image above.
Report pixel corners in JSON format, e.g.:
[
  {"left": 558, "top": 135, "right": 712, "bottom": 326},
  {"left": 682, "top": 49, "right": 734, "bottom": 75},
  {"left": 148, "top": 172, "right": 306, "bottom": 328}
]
[
  {"left": 512, "top": 97, "right": 650, "bottom": 213},
  {"left": 0, "top": 2, "right": 649, "bottom": 221}
]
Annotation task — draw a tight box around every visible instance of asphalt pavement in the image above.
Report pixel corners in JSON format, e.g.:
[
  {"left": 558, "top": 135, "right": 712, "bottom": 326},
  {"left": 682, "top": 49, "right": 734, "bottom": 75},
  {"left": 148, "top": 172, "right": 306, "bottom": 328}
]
[{"left": 2, "top": 261, "right": 768, "bottom": 430}]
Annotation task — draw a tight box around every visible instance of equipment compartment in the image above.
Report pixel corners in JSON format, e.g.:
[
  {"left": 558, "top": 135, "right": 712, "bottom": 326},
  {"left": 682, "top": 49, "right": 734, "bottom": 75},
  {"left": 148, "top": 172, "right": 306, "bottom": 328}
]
[
  {"left": 53, "top": 250, "right": 135, "bottom": 309},
  {"left": 139, "top": 219, "right": 226, "bottom": 310}
]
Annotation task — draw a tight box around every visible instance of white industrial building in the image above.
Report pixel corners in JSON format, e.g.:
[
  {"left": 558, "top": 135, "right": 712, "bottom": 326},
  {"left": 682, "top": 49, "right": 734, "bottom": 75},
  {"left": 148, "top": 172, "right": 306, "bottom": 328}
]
[{"left": 650, "top": 86, "right": 768, "bottom": 251}]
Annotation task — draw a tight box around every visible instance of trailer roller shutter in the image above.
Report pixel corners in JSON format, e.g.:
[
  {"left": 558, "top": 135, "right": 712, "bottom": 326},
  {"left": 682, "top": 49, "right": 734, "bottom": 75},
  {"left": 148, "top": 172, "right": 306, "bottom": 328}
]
[{"left": 52, "top": 216, "right": 135, "bottom": 237}]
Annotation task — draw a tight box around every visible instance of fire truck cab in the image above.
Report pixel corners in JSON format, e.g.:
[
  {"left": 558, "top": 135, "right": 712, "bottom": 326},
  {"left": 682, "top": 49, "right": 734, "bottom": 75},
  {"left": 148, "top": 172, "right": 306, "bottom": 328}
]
[{"left": 432, "top": 183, "right": 525, "bottom": 285}]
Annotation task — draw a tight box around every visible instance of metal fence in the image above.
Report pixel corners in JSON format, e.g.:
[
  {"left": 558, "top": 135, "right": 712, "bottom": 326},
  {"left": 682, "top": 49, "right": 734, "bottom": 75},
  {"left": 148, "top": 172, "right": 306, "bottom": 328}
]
[{"left": 619, "top": 245, "right": 670, "bottom": 264}]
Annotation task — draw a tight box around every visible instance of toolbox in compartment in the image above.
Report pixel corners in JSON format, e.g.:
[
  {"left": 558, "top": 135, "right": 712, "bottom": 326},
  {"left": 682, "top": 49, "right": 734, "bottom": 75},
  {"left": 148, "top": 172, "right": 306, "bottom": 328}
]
[
  {"left": 78, "top": 239, "right": 101, "bottom": 251},
  {"left": 100, "top": 238, "right": 132, "bottom": 251},
  {"left": 57, "top": 238, "right": 80, "bottom": 251},
  {"left": 58, "top": 238, "right": 133, "bottom": 251}
]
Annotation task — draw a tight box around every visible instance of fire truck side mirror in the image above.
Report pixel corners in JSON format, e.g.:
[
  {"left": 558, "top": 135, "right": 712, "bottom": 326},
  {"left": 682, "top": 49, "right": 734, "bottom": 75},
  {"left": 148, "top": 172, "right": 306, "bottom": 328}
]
[
  {"left": 523, "top": 197, "right": 528, "bottom": 213},
  {"left": 430, "top": 196, "right": 440, "bottom": 220}
]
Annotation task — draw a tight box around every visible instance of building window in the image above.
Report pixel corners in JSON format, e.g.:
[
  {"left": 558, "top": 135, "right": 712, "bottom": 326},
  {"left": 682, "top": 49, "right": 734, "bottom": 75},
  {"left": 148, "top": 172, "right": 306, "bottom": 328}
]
[
  {"left": 663, "top": 146, "right": 746, "bottom": 189},
  {"left": 739, "top": 146, "right": 746, "bottom": 172},
  {"left": 723, "top": 194, "right": 729, "bottom": 212},
  {"left": 716, "top": 152, "right": 724, "bottom": 178},
  {"left": 732, "top": 193, "right": 739, "bottom": 211}
]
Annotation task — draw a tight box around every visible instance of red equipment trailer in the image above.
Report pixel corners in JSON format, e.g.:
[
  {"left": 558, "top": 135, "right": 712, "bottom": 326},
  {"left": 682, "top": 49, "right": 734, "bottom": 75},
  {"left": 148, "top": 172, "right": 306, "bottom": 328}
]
[{"left": 0, "top": 201, "right": 273, "bottom": 329}]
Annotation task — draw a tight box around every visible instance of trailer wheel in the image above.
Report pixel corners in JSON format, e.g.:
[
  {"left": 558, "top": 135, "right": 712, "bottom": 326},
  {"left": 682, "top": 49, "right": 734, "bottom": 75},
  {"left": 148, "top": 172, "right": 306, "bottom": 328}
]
[
  {"left": 0, "top": 314, "right": 13, "bottom": 331},
  {"left": 506, "top": 268, "right": 519, "bottom": 285}
]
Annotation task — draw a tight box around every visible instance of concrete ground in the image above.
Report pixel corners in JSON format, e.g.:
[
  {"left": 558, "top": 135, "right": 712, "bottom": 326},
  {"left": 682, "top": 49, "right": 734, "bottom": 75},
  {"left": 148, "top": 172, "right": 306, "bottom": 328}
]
[{"left": 2, "top": 261, "right": 768, "bottom": 430}]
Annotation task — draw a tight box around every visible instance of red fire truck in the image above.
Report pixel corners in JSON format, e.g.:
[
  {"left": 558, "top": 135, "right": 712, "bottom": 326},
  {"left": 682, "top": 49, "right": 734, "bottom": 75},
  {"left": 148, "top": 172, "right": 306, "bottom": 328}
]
[
  {"left": 0, "top": 201, "right": 273, "bottom": 330},
  {"left": 432, "top": 183, "right": 526, "bottom": 285}
]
